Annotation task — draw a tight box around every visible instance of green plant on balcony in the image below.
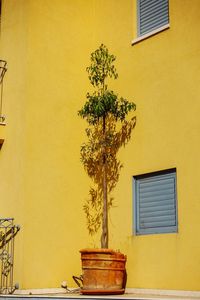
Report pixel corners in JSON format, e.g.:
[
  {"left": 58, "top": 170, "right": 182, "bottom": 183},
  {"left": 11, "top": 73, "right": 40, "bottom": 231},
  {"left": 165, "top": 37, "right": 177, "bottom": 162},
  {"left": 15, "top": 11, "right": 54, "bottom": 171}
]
[
  {"left": 78, "top": 44, "right": 136, "bottom": 295},
  {"left": 78, "top": 44, "right": 136, "bottom": 248}
]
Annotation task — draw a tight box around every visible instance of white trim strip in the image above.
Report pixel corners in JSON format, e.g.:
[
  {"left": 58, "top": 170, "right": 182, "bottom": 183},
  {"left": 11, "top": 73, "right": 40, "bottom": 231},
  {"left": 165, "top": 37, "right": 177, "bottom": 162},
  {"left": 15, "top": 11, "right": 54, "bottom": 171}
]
[
  {"left": 132, "top": 24, "right": 170, "bottom": 45},
  {"left": 14, "top": 288, "right": 67, "bottom": 295},
  {"left": 126, "top": 288, "right": 200, "bottom": 298},
  {"left": 12, "top": 288, "right": 200, "bottom": 299}
]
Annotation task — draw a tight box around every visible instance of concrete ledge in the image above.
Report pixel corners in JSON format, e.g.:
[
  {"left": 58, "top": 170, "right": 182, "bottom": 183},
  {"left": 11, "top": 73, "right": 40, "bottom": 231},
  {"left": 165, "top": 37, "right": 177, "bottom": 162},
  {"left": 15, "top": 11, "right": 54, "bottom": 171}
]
[
  {"left": 5, "top": 288, "right": 199, "bottom": 300},
  {"left": 126, "top": 288, "right": 200, "bottom": 298}
]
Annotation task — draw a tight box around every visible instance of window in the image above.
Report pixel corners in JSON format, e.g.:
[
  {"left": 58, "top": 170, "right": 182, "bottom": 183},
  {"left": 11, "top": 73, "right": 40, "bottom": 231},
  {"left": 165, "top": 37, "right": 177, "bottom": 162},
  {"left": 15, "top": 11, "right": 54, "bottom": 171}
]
[
  {"left": 132, "top": 0, "right": 169, "bottom": 44},
  {"left": 133, "top": 169, "right": 177, "bottom": 235}
]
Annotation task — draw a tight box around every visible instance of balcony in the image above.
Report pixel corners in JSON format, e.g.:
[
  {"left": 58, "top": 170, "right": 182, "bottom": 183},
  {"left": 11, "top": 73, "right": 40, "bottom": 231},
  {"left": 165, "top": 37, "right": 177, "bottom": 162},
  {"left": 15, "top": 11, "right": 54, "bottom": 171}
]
[
  {"left": 0, "top": 122, "right": 5, "bottom": 148},
  {"left": 0, "top": 60, "right": 7, "bottom": 149}
]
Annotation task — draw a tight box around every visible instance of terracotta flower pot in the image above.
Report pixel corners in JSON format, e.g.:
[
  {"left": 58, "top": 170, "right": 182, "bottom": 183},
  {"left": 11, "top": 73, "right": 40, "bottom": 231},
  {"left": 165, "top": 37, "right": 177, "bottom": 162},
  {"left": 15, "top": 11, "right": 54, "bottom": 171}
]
[{"left": 80, "top": 248, "right": 127, "bottom": 295}]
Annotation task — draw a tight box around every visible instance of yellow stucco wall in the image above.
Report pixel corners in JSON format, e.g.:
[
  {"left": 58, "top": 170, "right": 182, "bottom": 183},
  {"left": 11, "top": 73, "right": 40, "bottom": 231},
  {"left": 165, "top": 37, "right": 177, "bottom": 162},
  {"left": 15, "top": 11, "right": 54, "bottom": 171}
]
[{"left": 0, "top": 0, "right": 200, "bottom": 291}]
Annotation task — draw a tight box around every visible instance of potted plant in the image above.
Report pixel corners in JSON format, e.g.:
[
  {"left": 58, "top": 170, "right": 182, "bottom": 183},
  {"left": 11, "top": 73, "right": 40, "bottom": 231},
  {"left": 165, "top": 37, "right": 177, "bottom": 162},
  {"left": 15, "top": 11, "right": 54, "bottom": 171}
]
[{"left": 78, "top": 44, "right": 136, "bottom": 295}]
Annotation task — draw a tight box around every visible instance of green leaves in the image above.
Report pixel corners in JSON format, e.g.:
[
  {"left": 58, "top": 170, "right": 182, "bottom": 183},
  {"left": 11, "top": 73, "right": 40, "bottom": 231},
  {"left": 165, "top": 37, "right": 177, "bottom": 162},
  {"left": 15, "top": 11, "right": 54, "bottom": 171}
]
[
  {"left": 78, "top": 44, "right": 136, "bottom": 239},
  {"left": 78, "top": 90, "right": 136, "bottom": 124},
  {"left": 87, "top": 44, "right": 118, "bottom": 88},
  {"left": 78, "top": 44, "right": 136, "bottom": 125}
]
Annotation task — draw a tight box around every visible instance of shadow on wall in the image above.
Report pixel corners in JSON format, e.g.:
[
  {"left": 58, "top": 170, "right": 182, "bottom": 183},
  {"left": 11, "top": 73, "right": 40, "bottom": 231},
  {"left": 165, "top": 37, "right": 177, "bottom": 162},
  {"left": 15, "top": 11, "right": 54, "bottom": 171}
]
[{"left": 81, "top": 115, "right": 136, "bottom": 236}]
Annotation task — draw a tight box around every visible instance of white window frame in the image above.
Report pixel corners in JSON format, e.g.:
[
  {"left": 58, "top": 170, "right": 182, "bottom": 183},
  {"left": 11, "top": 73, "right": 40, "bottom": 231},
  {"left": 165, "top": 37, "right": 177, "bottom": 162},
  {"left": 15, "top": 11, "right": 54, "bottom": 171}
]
[
  {"left": 133, "top": 169, "right": 178, "bottom": 235},
  {"left": 132, "top": 0, "right": 170, "bottom": 45}
]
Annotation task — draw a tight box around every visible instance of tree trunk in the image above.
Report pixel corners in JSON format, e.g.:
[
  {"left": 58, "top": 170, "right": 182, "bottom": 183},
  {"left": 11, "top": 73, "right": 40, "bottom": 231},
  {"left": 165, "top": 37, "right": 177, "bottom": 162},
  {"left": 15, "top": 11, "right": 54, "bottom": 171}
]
[{"left": 101, "top": 115, "right": 108, "bottom": 248}]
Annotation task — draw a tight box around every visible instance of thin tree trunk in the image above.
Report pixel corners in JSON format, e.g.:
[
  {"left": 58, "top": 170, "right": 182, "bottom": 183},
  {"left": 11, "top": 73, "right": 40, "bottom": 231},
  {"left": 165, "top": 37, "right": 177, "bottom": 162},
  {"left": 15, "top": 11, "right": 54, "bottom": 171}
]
[{"left": 101, "top": 115, "right": 108, "bottom": 248}]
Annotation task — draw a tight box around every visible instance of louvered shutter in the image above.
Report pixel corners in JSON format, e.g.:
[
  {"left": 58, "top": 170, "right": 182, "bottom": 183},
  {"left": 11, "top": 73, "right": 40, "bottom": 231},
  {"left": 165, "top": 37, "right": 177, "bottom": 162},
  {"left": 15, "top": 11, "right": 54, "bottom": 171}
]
[
  {"left": 137, "top": 0, "right": 169, "bottom": 36},
  {"left": 134, "top": 170, "right": 177, "bottom": 235}
]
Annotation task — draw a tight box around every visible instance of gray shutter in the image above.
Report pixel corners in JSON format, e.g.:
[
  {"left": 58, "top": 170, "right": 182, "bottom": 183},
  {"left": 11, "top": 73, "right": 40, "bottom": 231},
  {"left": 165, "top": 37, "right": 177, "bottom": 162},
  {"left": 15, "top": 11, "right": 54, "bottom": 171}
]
[
  {"left": 135, "top": 170, "right": 177, "bottom": 235},
  {"left": 138, "top": 0, "right": 169, "bottom": 36}
]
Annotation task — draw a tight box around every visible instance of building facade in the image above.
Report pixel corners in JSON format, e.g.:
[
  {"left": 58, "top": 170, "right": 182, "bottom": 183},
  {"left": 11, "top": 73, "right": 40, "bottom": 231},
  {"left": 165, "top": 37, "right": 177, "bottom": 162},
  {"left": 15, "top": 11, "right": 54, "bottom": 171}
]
[{"left": 0, "top": 0, "right": 200, "bottom": 291}]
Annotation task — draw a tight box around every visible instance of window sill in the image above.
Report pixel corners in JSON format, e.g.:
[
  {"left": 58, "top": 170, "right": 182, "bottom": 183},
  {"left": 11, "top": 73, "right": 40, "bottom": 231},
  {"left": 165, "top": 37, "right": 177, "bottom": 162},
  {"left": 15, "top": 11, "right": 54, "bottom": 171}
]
[{"left": 131, "top": 24, "right": 170, "bottom": 46}]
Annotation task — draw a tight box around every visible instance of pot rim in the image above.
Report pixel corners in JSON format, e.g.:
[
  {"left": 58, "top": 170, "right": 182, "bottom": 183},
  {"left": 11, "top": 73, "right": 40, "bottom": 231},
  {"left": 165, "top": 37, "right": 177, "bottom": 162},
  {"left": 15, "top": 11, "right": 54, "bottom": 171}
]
[{"left": 80, "top": 248, "right": 125, "bottom": 255}]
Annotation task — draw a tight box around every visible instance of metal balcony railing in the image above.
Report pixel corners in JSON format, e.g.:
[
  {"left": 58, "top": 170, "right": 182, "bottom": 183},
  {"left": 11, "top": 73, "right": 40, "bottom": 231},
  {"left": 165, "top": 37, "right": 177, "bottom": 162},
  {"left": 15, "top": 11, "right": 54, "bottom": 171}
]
[
  {"left": 0, "top": 60, "right": 7, "bottom": 124},
  {"left": 0, "top": 218, "right": 20, "bottom": 294}
]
